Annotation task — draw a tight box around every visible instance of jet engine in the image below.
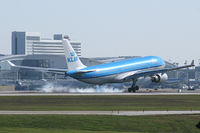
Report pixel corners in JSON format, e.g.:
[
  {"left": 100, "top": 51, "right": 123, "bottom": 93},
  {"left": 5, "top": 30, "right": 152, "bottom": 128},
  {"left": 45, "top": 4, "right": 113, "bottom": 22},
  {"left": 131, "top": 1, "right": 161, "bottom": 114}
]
[{"left": 151, "top": 73, "right": 168, "bottom": 83}]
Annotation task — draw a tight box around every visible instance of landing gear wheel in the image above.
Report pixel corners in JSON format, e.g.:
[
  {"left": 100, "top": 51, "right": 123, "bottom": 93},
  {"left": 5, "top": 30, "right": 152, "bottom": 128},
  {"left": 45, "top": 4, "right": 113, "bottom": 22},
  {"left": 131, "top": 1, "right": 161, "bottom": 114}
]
[
  {"left": 135, "top": 86, "right": 139, "bottom": 90},
  {"left": 132, "top": 86, "right": 139, "bottom": 93},
  {"left": 127, "top": 87, "right": 139, "bottom": 93},
  {"left": 128, "top": 80, "right": 140, "bottom": 93},
  {"left": 127, "top": 79, "right": 140, "bottom": 93},
  {"left": 132, "top": 88, "right": 136, "bottom": 92}
]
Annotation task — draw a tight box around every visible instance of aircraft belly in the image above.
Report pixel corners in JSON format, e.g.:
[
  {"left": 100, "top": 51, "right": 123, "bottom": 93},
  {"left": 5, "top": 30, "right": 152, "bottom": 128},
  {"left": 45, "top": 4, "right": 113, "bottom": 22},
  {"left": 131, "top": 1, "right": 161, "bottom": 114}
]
[{"left": 78, "top": 74, "right": 123, "bottom": 84}]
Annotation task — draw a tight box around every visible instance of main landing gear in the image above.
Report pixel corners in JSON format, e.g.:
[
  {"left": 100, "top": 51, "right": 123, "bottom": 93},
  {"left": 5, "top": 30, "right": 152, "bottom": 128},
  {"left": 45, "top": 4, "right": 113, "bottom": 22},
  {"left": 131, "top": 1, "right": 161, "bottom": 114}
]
[{"left": 128, "top": 79, "right": 139, "bottom": 93}]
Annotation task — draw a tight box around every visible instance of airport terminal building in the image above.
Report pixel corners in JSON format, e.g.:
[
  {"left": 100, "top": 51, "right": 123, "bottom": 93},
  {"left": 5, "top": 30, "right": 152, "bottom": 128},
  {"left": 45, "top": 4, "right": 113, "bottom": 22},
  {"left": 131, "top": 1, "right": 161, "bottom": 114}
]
[
  {"left": 0, "top": 53, "right": 184, "bottom": 90},
  {"left": 12, "top": 32, "right": 81, "bottom": 56},
  {"left": 0, "top": 31, "right": 198, "bottom": 90}
]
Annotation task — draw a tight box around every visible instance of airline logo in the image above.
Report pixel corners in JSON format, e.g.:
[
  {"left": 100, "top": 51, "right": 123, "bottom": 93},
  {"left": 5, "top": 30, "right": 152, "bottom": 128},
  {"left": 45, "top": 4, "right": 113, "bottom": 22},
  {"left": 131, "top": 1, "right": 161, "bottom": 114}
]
[{"left": 67, "top": 52, "right": 78, "bottom": 62}]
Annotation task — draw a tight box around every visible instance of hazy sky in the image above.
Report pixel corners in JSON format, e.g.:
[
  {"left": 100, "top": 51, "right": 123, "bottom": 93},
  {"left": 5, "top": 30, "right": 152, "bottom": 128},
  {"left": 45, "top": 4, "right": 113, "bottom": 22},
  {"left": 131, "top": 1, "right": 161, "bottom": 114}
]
[{"left": 0, "top": 0, "right": 200, "bottom": 65}]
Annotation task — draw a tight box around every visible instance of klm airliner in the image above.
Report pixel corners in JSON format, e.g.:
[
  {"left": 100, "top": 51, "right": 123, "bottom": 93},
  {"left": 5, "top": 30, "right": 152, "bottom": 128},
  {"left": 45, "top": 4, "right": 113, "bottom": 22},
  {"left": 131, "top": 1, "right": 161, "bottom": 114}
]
[{"left": 8, "top": 36, "right": 194, "bottom": 92}]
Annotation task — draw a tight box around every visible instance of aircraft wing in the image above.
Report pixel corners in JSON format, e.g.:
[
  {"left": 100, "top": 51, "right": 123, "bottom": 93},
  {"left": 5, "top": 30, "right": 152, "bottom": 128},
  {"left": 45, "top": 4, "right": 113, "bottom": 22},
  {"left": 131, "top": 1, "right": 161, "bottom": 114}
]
[
  {"left": 7, "top": 61, "right": 67, "bottom": 74},
  {"left": 123, "top": 60, "right": 195, "bottom": 81}
]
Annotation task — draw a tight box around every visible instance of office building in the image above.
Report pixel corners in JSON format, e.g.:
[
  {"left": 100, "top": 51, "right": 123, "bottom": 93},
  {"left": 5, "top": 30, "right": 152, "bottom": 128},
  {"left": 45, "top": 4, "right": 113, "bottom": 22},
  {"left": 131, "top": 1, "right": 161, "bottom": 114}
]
[{"left": 12, "top": 32, "right": 81, "bottom": 56}]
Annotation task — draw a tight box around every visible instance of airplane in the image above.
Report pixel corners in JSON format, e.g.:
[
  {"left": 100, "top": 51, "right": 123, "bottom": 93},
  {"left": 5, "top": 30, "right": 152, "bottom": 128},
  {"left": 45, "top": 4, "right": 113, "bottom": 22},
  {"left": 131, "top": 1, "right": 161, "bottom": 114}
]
[{"left": 8, "top": 36, "right": 195, "bottom": 92}]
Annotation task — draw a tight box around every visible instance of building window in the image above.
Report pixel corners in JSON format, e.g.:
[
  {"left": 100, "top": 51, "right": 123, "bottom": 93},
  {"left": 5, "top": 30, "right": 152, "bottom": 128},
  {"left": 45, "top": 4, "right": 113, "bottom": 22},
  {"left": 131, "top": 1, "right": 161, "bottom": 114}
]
[{"left": 26, "top": 36, "right": 40, "bottom": 40}]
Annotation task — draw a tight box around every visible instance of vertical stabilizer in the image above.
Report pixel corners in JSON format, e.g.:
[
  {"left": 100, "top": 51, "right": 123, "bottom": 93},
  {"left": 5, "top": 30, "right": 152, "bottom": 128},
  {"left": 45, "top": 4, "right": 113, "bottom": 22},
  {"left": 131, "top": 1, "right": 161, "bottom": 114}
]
[{"left": 63, "top": 36, "right": 86, "bottom": 70}]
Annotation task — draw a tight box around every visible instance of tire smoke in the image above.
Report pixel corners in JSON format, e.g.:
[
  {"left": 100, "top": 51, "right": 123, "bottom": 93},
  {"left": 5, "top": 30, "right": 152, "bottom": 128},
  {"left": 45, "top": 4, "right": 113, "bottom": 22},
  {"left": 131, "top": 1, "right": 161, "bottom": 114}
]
[{"left": 38, "top": 83, "right": 126, "bottom": 93}]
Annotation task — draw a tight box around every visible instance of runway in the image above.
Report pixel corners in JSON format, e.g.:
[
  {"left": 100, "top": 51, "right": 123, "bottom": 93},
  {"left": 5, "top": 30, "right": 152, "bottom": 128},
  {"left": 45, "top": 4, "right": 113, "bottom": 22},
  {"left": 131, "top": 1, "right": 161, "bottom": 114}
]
[
  {"left": 0, "top": 111, "right": 199, "bottom": 116},
  {"left": 0, "top": 92, "right": 200, "bottom": 96}
]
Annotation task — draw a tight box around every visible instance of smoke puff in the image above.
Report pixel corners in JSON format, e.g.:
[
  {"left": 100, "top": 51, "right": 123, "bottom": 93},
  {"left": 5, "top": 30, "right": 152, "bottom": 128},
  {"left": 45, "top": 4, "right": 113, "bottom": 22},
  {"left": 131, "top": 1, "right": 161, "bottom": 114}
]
[{"left": 38, "top": 83, "right": 126, "bottom": 93}]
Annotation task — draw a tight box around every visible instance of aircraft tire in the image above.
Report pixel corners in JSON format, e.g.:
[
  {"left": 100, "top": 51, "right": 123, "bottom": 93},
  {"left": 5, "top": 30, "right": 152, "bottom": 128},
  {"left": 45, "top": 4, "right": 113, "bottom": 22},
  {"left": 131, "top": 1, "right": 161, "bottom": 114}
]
[
  {"left": 136, "top": 86, "right": 139, "bottom": 90},
  {"left": 132, "top": 88, "right": 136, "bottom": 93}
]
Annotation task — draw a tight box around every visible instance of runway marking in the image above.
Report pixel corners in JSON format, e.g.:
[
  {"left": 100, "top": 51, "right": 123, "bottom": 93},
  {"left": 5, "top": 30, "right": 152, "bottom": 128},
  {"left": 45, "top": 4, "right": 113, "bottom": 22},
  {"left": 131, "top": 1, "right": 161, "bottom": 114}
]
[
  {"left": 0, "top": 111, "right": 200, "bottom": 116},
  {"left": 0, "top": 92, "right": 200, "bottom": 96}
]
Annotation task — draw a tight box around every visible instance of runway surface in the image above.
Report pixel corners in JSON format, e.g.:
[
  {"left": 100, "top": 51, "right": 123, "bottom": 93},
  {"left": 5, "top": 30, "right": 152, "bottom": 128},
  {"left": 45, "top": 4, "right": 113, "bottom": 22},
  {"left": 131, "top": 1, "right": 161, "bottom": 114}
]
[
  {"left": 0, "top": 92, "right": 200, "bottom": 96},
  {"left": 0, "top": 111, "right": 200, "bottom": 116}
]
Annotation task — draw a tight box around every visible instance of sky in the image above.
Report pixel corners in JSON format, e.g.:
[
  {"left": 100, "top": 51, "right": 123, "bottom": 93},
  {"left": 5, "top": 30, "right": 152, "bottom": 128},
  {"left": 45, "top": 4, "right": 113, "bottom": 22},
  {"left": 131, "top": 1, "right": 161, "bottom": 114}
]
[{"left": 0, "top": 0, "right": 200, "bottom": 65}]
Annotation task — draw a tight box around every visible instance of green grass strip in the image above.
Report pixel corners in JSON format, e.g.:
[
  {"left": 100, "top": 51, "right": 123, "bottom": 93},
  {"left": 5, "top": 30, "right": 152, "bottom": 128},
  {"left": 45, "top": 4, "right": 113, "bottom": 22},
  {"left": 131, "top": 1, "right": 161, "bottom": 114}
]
[
  {"left": 0, "top": 95, "right": 199, "bottom": 111},
  {"left": 0, "top": 115, "right": 200, "bottom": 133}
]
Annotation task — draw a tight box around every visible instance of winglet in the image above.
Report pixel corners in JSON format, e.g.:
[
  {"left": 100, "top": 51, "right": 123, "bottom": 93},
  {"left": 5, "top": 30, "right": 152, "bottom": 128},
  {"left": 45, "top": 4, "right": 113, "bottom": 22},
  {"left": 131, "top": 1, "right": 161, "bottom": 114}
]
[
  {"left": 7, "top": 61, "right": 16, "bottom": 67},
  {"left": 191, "top": 60, "right": 195, "bottom": 66}
]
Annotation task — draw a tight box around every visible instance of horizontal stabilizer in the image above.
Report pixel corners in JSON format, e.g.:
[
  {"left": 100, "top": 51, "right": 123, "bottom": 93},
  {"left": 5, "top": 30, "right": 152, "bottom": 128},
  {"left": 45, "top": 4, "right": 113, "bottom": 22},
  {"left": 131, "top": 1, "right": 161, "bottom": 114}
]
[
  {"left": 77, "top": 69, "right": 96, "bottom": 74},
  {"left": 69, "top": 69, "right": 96, "bottom": 77}
]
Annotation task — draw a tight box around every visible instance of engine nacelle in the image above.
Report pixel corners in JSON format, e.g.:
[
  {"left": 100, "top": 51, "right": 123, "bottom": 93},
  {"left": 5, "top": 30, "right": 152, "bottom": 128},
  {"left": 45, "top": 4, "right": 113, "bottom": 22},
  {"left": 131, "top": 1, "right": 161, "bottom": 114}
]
[{"left": 151, "top": 73, "right": 168, "bottom": 83}]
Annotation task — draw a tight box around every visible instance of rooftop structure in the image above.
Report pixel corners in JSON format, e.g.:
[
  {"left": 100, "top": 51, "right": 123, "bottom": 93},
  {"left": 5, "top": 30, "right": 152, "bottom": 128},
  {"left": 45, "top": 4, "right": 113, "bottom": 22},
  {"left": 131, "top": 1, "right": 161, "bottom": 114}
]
[{"left": 12, "top": 32, "right": 81, "bottom": 56}]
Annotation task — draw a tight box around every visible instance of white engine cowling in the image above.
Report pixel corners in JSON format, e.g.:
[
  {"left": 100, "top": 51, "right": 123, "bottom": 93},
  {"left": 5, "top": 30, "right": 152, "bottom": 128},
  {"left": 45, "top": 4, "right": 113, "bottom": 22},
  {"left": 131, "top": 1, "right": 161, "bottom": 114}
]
[{"left": 151, "top": 73, "right": 168, "bottom": 83}]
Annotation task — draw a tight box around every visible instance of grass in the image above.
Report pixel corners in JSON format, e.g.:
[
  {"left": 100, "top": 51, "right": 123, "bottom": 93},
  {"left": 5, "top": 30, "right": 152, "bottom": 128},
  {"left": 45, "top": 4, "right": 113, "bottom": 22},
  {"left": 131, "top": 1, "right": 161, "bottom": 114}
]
[
  {"left": 0, "top": 115, "right": 200, "bottom": 133},
  {"left": 0, "top": 95, "right": 199, "bottom": 111}
]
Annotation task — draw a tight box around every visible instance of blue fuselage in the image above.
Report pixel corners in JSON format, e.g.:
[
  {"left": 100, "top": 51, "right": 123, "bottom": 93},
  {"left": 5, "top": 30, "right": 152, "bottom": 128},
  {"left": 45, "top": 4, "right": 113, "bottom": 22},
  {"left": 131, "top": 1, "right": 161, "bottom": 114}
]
[{"left": 67, "top": 56, "right": 165, "bottom": 82}]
